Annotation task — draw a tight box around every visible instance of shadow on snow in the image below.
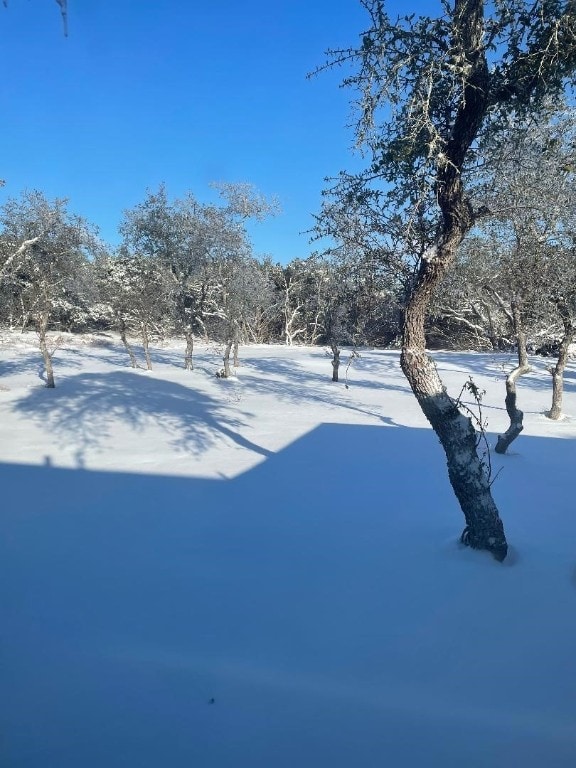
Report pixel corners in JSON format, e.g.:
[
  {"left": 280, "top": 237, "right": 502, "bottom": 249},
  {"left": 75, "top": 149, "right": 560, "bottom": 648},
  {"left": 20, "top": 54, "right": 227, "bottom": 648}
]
[
  {"left": 1, "top": 424, "right": 576, "bottom": 767},
  {"left": 12, "top": 369, "right": 272, "bottom": 462}
]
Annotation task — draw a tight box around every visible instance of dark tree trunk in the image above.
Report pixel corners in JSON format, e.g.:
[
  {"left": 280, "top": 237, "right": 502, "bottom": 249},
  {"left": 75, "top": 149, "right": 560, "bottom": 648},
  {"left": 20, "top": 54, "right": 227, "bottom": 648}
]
[
  {"left": 495, "top": 302, "right": 530, "bottom": 454},
  {"left": 401, "top": 249, "right": 508, "bottom": 561},
  {"left": 184, "top": 330, "right": 194, "bottom": 371},
  {"left": 119, "top": 317, "right": 138, "bottom": 368},
  {"left": 547, "top": 301, "right": 575, "bottom": 420}
]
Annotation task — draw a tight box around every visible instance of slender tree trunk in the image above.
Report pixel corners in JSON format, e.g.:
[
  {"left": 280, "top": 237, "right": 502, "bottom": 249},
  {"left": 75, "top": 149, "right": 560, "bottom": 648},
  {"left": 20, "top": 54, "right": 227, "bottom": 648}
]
[
  {"left": 485, "top": 306, "right": 501, "bottom": 351},
  {"left": 495, "top": 302, "right": 530, "bottom": 453},
  {"left": 233, "top": 338, "right": 239, "bottom": 368},
  {"left": 547, "top": 301, "right": 575, "bottom": 420},
  {"left": 222, "top": 339, "right": 233, "bottom": 378},
  {"left": 20, "top": 298, "right": 30, "bottom": 332},
  {"left": 184, "top": 329, "right": 194, "bottom": 371},
  {"left": 141, "top": 322, "right": 153, "bottom": 370},
  {"left": 36, "top": 312, "right": 55, "bottom": 388},
  {"left": 310, "top": 310, "right": 323, "bottom": 346},
  {"left": 119, "top": 317, "right": 138, "bottom": 368},
  {"left": 330, "top": 342, "right": 340, "bottom": 382}
]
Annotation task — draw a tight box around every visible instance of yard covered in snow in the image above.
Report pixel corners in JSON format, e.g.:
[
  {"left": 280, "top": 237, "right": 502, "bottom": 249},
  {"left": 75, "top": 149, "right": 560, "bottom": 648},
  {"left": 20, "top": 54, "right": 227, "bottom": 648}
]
[{"left": 1, "top": 333, "right": 576, "bottom": 767}]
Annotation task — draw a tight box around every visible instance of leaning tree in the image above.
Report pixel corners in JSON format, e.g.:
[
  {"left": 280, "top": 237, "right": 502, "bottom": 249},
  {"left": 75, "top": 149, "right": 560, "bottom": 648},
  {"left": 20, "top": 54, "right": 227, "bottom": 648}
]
[{"left": 318, "top": 0, "right": 576, "bottom": 560}]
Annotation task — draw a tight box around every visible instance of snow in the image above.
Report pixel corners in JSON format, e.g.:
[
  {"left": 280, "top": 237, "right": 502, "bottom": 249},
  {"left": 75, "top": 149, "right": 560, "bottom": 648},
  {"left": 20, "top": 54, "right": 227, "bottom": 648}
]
[{"left": 1, "top": 333, "right": 576, "bottom": 767}]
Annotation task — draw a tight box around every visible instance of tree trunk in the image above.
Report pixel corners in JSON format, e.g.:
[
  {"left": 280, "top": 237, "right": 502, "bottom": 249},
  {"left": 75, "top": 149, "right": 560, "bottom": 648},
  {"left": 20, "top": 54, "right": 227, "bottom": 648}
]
[
  {"left": 547, "top": 301, "right": 575, "bottom": 420},
  {"left": 20, "top": 298, "right": 30, "bottom": 332},
  {"left": 119, "top": 317, "right": 138, "bottom": 368},
  {"left": 141, "top": 322, "right": 153, "bottom": 370},
  {"left": 485, "top": 305, "right": 501, "bottom": 351},
  {"left": 184, "top": 330, "right": 194, "bottom": 371},
  {"left": 310, "top": 310, "right": 323, "bottom": 346},
  {"left": 495, "top": 302, "right": 530, "bottom": 454},
  {"left": 330, "top": 342, "right": 340, "bottom": 382},
  {"left": 222, "top": 339, "right": 233, "bottom": 378},
  {"left": 233, "top": 338, "right": 239, "bottom": 368},
  {"left": 36, "top": 312, "right": 55, "bottom": 388},
  {"left": 401, "top": 261, "right": 508, "bottom": 561}
]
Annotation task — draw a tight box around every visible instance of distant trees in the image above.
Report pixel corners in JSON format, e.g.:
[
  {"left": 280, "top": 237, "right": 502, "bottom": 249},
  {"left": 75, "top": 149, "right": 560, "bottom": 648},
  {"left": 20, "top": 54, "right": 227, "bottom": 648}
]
[
  {"left": 430, "top": 106, "right": 576, "bottom": 430},
  {"left": 118, "top": 183, "right": 278, "bottom": 375},
  {"left": 0, "top": 191, "right": 99, "bottom": 386},
  {"left": 96, "top": 251, "right": 174, "bottom": 370},
  {"left": 271, "top": 257, "right": 329, "bottom": 346},
  {"left": 119, "top": 185, "right": 212, "bottom": 370},
  {"left": 479, "top": 109, "right": 576, "bottom": 427}
]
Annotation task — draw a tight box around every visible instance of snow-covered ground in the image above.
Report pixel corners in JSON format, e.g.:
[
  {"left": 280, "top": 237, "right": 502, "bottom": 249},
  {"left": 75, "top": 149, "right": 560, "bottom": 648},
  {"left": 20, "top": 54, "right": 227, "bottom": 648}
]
[{"left": 2, "top": 332, "right": 576, "bottom": 767}]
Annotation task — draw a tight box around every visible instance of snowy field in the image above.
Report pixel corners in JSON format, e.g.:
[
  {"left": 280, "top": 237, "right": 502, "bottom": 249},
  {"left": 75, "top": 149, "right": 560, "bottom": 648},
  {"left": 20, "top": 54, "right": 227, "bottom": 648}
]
[{"left": 2, "top": 332, "right": 576, "bottom": 767}]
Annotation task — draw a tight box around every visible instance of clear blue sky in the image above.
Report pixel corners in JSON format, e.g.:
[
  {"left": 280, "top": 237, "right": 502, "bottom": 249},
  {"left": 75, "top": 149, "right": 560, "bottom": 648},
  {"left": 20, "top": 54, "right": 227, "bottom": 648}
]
[{"left": 1, "top": 0, "right": 415, "bottom": 263}]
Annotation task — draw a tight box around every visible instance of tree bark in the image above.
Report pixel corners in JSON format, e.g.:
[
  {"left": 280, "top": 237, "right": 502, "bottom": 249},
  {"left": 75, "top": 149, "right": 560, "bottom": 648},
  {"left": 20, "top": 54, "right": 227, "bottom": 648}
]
[
  {"left": 547, "top": 301, "right": 575, "bottom": 420},
  {"left": 400, "top": 0, "right": 507, "bottom": 561},
  {"left": 330, "top": 342, "right": 340, "bottom": 382},
  {"left": 119, "top": 317, "right": 138, "bottom": 368},
  {"left": 401, "top": 249, "right": 508, "bottom": 561},
  {"left": 184, "top": 329, "right": 194, "bottom": 371},
  {"left": 222, "top": 339, "right": 233, "bottom": 378},
  {"left": 495, "top": 302, "right": 530, "bottom": 453},
  {"left": 35, "top": 312, "right": 55, "bottom": 388},
  {"left": 141, "top": 322, "right": 153, "bottom": 370}
]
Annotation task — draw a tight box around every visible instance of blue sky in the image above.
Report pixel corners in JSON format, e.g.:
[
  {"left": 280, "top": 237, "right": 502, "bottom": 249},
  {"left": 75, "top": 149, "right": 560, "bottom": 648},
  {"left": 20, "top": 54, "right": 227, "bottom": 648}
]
[{"left": 1, "top": 1, "right": 410, "bottom": 263}]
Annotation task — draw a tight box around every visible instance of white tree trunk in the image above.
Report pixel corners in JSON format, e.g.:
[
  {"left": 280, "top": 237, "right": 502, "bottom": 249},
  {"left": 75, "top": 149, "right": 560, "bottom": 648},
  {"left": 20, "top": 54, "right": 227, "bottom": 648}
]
[
  {"left": 547, "top": 301, "right": 575, "bottom": 420},
  {"left": 35, "top": 311, "right": 55, "bottom": 388},
  {"left": 141, "top": 322, "right": 153, "bottom": 370},
  {"left": 119, "top": 318, "right": 138, "bottom": 368},
  {"left": 495, "top": 302, "right": 530, "bottom": 454},
  {"left": 184, "top": 330, "right": 194, "bottom": 371}
]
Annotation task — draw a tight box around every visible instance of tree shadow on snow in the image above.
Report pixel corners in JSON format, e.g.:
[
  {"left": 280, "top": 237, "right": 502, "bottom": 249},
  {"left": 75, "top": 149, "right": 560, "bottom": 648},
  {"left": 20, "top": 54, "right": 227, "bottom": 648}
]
[
  {"left": 241, "top": 347, "right": 403, "bottom": 387},
  {"left": 433, "top": 351, "right": 576, "bottom": 395},
  {"left": 0, "top": 347, "right": 84, "bottom": 381},
  {"left": 12, "top": 370, "right": 272, "bottom": 462},
  {"left": 238, "top": 354, "right": 409, "bottom": 409}
]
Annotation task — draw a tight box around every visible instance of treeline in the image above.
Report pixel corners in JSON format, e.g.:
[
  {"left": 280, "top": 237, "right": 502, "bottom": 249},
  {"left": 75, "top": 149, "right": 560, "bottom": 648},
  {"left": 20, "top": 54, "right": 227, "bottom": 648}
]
[
  {"left": 0, "top": 184, "right": 404, "bottom": 371},
  {"left": 1, "top": 109, "right": 576, "bottom": 388}
]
